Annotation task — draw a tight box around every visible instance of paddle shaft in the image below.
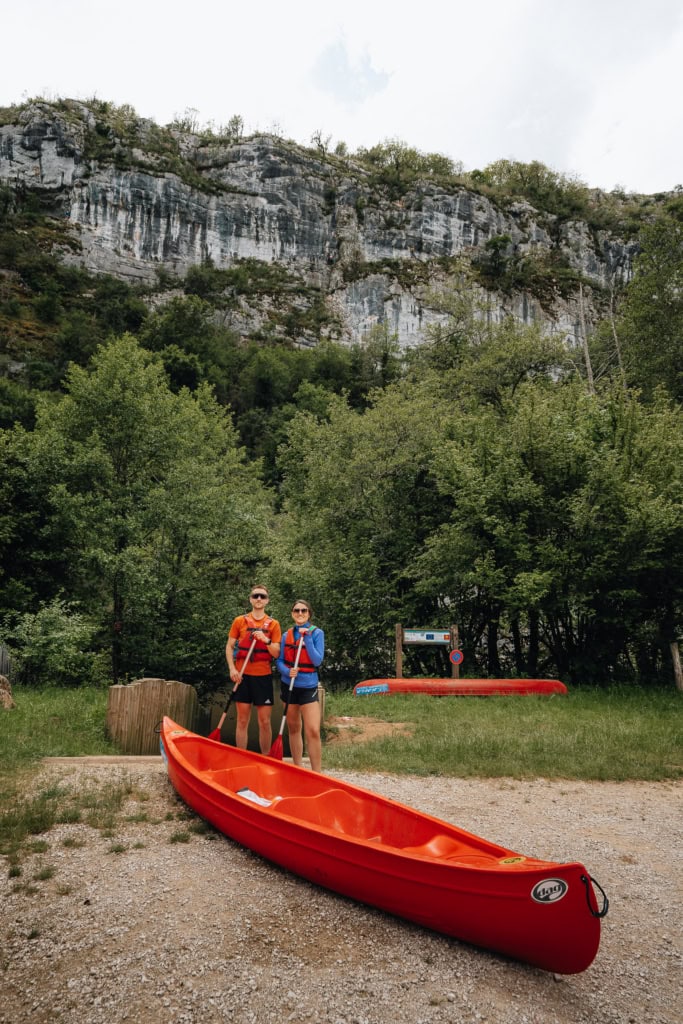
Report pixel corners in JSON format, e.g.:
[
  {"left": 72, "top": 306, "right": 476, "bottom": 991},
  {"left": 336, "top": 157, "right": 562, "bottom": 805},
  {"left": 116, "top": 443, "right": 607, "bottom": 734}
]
[
  {"left": 212, "top": 635, "right": 258, "bottom": 736},
  {"left": 271, "top": 633, "right": 306, "bottom": 752}
]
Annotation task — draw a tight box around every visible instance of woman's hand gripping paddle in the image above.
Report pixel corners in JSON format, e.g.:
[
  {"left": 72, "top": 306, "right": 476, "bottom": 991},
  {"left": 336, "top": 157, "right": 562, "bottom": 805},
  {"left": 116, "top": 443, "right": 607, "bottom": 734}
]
[
  {"left": 208, "top": 635, "right": 258, "bottom": 742},
  {"left": 269, "top": 633, "right": 306, "bottom": 760}
]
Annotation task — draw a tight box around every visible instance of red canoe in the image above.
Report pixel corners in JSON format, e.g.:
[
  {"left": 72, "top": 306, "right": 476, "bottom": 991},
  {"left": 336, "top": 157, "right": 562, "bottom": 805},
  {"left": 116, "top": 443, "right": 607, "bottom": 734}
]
[
  {"left": 353, "top": 678, "right": 568, "bottom": 696},
  {"left": 160, "top": 718, "right": 606, "bottom": 974}
]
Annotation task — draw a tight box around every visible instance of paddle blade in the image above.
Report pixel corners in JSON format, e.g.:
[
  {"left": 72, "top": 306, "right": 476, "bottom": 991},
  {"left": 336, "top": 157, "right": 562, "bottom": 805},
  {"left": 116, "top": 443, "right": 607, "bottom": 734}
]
[
  {"left": 269, "top": 735, "right": 284, "bottom": 760},
  {"left": 208, "top": 726, "right": 222, "bottom": 742}
]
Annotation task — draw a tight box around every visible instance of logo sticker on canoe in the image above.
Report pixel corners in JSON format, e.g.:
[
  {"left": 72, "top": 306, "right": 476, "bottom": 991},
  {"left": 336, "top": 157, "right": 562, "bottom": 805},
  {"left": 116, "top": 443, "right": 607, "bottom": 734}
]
[
  {"left": 356, "top": 683, "right": 390, "bottom": 695},
  {"left": 531, "top": 878, "right": 568, "bottom": 904},
  {"left": 500, "top": 856, "right": 526, "bottom": 864}
]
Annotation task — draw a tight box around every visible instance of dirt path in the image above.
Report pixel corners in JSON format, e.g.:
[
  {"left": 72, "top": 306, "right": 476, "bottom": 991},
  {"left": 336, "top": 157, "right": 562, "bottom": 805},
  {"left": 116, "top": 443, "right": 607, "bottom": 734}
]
[{"left": 1, "top": 749, "right": 681, "bottom": 1024}]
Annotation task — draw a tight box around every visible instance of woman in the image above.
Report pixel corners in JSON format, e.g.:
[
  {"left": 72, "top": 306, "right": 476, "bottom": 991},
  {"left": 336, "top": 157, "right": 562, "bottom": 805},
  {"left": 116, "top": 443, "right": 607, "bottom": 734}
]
[{"left": 276, "top": 600, "right": 324, "bottom": 772}]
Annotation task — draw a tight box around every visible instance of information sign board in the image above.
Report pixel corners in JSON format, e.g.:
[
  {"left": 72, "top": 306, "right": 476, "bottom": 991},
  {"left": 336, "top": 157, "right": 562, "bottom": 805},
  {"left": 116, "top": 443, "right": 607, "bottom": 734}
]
[{"left": 403, "top": 629, "right": 451, "bottom": 645}]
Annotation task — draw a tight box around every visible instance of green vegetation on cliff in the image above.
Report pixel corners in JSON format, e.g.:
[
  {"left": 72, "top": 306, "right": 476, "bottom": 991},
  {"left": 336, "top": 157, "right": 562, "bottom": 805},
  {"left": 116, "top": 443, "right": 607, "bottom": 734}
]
[{"left": 0, "top": 100, "right": 681, "bottom": 694}]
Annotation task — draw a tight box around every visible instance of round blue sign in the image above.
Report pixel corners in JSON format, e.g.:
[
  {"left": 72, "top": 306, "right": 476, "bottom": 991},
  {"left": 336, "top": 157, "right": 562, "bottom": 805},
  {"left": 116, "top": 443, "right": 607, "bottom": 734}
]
[{"left": 449, "top": 649, "right": 464, "bottom": 665}]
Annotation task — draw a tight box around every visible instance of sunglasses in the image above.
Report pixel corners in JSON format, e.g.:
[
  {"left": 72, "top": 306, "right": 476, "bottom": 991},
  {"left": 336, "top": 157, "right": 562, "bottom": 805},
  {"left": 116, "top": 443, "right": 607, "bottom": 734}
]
[
  {"left": 292, "top": 608, "right": 309, "bottom": 614},
  {"left": 251, "top": 593, "right": 268, "bottom": 600}
]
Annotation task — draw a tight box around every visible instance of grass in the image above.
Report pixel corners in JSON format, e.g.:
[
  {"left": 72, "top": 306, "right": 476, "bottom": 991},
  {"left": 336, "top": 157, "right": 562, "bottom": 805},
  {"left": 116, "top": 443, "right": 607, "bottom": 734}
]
[
  {"left": 0, "top": 687, "right": 116, "bottom": 776},
  {"left": 0, "top": 772, "right": 141, "bottom": 864},
  {"left": 0, "top": 684, "right": 680, "bottom": 871},
  {"left": 323, "top": 687, "right": 683, "bottom": 781},
  {"left": 0, "top": 685, "right": 219, "bottom": 870},
  {"left": 1, "top": 683, "right": 681, "bottom": 784}
]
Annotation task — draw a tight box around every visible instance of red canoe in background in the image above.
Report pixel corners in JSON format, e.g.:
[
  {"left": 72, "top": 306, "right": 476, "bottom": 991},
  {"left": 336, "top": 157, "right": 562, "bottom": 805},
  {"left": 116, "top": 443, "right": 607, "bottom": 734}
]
[
  {"left": 160, "top": 718, "right": 606, "bottom": 974},
  {"left": 353, "top": 678, "right": 568, "bottom": 696}
]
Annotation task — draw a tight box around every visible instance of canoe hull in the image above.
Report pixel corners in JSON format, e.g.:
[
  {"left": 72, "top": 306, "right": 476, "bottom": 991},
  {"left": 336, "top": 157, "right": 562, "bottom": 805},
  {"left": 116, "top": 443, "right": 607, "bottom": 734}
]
[
  {"left": 160, "top": 718, "right": 603, "bottom": 974},
  {"left": 354, "top": 678, "right": 568, "bottom": 696}
]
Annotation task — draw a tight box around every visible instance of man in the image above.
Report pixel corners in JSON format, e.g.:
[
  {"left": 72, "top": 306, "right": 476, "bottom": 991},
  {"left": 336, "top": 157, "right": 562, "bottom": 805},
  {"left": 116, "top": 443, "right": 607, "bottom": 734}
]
[{"left": 225, "top": 586, "right": 281, "bottom": 753}]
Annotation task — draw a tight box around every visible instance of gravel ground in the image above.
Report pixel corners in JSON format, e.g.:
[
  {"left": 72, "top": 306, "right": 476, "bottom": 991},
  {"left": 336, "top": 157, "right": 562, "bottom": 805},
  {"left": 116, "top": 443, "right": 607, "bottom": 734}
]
[{"left": 1, "top": 758, "right": 681, "bottom": 1024}]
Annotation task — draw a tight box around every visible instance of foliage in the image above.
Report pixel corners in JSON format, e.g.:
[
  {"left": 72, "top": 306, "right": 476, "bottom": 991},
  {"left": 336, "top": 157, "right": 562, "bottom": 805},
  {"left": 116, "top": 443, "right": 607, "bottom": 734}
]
[
  {"left": 468, "top": 159, "right": 591, "bottom": 221},
  {"left": 0, "top": 422, "right": 74, "bottom": 620},
  {"left": 0, "top": 187, "right": 148, "bottom": 377},
  {"left": 612, "top": 206, "right": 683, "bottom": 401},
  {"left": 465, "top": 159, "right": 653, "bottom": 238},
  {"left": 273, "top": 301, "right": 682, "bottom": 686},
  {"left": 4, "top": 598, "right": 105, "bottom": 687},
  {"left": 272, "top": 380, "right": 450, "bottom": 679},
  {"left": 23, "top": 335, "right": 269, "bottom": 685},
  {"left": 471, "top": 234, "right": 583, "bottom": 304},
  {"left": 414, "top": 380, "right": 683, "bottom": 683},
  {"left": 1, "top": 101, "right": 682, "bottom": 692},
  {"left": 353, "top": 138, "right": 465, "bottom": 198}
]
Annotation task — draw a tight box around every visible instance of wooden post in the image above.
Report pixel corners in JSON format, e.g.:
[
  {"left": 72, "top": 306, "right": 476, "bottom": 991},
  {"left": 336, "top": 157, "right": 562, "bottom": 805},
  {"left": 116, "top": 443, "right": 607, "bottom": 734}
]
[
  {"left": 395, "top": 623, "right": 403, "bottom": 678},
  {"left": 451, "top": 624, "right": 460, "bottom": 678}
]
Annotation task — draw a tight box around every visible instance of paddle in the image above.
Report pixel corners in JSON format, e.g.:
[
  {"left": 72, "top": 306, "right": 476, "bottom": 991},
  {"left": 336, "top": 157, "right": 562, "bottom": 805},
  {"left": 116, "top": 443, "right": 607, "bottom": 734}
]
[
  {"left": 208, "top": 635, "right": 258, "bottom": 742},
  {"left": 269, "top": 633, "right": 306, "bottom": 760}
]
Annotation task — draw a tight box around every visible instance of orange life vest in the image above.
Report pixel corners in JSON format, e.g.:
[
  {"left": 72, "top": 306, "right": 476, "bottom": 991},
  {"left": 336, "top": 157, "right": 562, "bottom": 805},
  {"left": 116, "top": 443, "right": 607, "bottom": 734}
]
[
  {"left": 235, "top": 614, "right": 274, "bottom": 666},
  {"left": 283, "top": 626, "right": 318, "bottom": 673}
]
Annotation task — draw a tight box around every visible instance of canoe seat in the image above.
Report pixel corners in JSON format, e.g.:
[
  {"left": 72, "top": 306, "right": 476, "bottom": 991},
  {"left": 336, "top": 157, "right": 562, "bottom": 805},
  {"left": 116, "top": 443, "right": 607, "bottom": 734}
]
[
  {"left": 401, "top": 834, "right": 468, "bottom": 859},
  {"left": 275, "top": 789, "right": 370, "bottom": 835},
  {"left": 207, "top": 764, "right": 281, "bottom": 800}
]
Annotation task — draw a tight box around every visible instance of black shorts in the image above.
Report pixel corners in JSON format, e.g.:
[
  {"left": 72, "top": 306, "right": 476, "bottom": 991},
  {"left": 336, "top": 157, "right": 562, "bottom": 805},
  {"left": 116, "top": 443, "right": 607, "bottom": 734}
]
[
  {"left": 233, "top": 674, "right": 274, "bottom": 706},
  {"left": 280, "top": 684, "right": 319, "bottom": 706}
]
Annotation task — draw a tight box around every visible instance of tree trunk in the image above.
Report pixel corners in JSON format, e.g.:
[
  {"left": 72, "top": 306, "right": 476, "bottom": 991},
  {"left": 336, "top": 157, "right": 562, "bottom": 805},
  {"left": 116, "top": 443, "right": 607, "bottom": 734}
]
[
  {"left": 487, "top": 611, "right": 502, "bottom": 677},
  {"left": 578, "top": 283, "right": 595, "bottom": 395},
  {"left": 671, "top": 641, "right": 683, "bottom": 692},
  {"left": 112, "top": 583, "right": 123, "bottom": 687},
  {"left": 528, "top": 609, "right": 540, "bottom": 677},
  {"left": 511, "top": 618, "right": 524, "bottom": 675}
]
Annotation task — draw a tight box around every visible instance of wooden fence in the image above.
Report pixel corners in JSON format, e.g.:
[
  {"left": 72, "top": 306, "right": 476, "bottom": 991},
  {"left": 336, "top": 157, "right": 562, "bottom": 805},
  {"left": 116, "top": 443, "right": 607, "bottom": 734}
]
[{"left": 106, "top": 678, "right": 198, "bottom": 755}]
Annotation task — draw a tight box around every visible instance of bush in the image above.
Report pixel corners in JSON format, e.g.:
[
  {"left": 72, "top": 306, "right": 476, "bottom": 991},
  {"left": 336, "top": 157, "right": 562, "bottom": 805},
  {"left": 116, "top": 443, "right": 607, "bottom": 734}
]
[{"left": 5, "top": 598, "right": 107, "bottom": 687}]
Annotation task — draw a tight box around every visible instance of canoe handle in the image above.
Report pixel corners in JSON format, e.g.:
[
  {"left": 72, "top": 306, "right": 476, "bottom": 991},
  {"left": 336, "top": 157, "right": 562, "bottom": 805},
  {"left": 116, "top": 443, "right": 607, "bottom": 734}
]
[{"left": 581, "top": 873, "right": 609, "bottom": 918}]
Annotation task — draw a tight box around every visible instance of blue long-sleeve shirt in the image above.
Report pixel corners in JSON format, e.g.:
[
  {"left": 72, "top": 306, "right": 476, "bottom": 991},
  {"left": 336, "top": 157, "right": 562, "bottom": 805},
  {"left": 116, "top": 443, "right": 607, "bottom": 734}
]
[{"left": 276, "top": 625, "right": 325, "bottom": 689}]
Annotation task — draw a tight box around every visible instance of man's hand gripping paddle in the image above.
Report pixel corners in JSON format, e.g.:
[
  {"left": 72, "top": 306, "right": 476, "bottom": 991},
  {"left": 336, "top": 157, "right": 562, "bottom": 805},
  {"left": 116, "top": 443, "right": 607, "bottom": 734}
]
[{"left": 208, "top": 635, "right": 258, "bottom": 742}]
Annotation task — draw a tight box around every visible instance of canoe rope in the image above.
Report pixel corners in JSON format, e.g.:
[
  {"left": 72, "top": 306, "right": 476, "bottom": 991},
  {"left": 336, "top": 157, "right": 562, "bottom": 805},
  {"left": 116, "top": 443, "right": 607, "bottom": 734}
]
[{"left": 580, "top": 874, "right": 609, "bottom": 918}]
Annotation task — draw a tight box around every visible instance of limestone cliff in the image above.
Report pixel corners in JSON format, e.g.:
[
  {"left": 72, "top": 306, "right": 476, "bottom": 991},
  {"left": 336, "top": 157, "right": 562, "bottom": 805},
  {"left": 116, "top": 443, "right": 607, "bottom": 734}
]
[{"left": 0, "top": 99, "right": 641, "bottom": 349}]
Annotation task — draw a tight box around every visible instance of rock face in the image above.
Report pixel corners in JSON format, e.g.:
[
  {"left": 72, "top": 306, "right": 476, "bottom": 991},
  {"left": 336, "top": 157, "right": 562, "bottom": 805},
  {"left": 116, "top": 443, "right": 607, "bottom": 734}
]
[{"left": 0, "top": 101, "right": 640, "bottom": 348}]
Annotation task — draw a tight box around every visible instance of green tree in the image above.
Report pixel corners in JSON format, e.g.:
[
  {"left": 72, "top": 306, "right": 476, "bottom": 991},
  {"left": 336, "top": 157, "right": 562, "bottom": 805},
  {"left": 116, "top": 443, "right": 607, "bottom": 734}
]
[
  {"left": 470, "top": 159, "right": 590, "bottom": 220},
  {"left": 273, "top": 382, "right": 446, "bottom": 679},
  {"left": 615, "top": 207, "right": 683, "bottom": 401},
  {"left": 29, "top": 335, "right": 270, "bottom": 685},
  {"left": 0, "top": 421, "right": 73, "bottom": 621},
  {"left": 414, "top": 379, "right": 683, "bottom": 684}
]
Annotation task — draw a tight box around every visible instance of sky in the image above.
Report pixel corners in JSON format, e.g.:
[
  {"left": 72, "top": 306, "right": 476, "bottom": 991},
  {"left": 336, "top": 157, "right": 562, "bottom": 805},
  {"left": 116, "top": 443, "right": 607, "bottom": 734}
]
[{"left": 2, "top": 0, "right": 682, "bottom": 195}]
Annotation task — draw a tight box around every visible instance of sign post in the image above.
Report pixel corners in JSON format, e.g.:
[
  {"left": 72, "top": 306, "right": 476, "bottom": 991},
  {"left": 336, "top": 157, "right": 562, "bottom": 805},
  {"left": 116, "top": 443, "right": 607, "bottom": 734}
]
[
  {"left": 395, "top": 624, "right": 459, "bottom": 678},
  {"left": 451, "top": 624, "right": 460, "bottom": 678},
  {"left": 395, "top": 623, "right": 403, "bottom": 678}
]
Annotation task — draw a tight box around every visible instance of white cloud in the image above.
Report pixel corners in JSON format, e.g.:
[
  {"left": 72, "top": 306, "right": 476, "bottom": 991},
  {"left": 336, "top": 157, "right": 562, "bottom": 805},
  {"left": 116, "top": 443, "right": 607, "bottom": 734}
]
[
  {"left": 310, "top": 37, "right": 391, "bottom": 108},
  {"left": 1, "top": 0, "right": 681, "bottom": 193}
]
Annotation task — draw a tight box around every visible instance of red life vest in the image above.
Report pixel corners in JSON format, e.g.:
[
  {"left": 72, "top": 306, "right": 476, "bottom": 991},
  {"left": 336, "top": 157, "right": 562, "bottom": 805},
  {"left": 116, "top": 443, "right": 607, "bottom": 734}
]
[
  {"left": 235, "top": 614, "right": 274, "bottom": 666},
  {"left": 283, "top": 627, "right": 317, "bottom": 673}
]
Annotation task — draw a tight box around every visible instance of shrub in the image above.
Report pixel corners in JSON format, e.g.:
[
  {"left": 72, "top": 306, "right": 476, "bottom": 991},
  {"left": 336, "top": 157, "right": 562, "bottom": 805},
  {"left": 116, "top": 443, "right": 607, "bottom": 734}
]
[{"left": 5, "top": 598, "right": 106, "bottom": 687}]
